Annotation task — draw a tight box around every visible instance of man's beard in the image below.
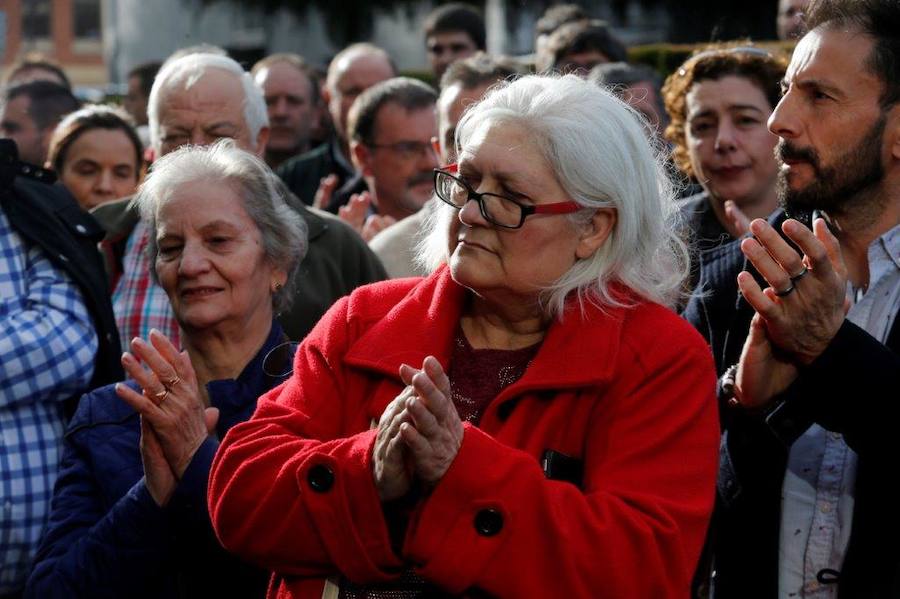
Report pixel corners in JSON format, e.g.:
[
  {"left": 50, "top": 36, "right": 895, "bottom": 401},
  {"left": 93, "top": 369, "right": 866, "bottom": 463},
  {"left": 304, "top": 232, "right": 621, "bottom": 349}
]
[{"left": 776, "top": 113, "right": 886, "bottom": 217}]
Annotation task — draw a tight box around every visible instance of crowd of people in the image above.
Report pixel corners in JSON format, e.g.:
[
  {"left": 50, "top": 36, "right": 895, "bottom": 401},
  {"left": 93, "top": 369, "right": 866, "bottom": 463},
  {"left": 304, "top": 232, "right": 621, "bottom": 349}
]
[{"left": 1, "top": 0, "right": 897, "bottom": 597}]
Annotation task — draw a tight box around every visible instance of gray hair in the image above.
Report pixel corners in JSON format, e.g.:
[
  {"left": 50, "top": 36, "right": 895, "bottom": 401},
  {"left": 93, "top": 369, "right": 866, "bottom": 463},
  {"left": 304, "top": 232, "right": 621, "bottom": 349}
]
[
  {"left": 148, "top": 53, "right": 269, "bottom": 152},
  {"left": 417, "top": 74, "right": 689, "bottom": 317},
  {"left": 133, "top": 139, "right": 307, "bottom": 314}
]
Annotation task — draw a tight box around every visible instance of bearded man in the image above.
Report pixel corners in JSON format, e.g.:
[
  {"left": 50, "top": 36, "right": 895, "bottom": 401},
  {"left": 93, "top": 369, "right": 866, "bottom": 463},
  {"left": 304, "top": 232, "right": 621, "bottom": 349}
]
[{"left": 683, "top": 1, "right": 900, "bottom": 597}]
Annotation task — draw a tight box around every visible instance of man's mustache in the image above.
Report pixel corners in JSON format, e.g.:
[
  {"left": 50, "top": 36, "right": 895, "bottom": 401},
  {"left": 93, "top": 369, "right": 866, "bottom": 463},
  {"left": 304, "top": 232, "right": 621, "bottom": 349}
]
[
  {"left": 777, "top": 140, "right": 819, "bottom": 168},
  {"left": 407, "top": 172, "right": 434, "bottom": 187}
]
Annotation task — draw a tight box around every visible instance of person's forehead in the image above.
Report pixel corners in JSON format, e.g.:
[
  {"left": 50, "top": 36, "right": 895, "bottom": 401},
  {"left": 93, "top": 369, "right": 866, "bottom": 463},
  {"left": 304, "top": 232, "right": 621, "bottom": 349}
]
[
  {"left": 374, "top": 102, "right": 436, "bottom": 136},
  {"left": 334, "top": 54, "right": 392, "bottom": 89},
  {"left": 2, "top": 94, "right": 31, "bottom": 116},
  {"left": 257, "top": 62, "right": 312, "bottom": 94},
  {"left": 686, "top": 75, "right": 771, "bottom": 116},
  {"left": 160, "top": 69, "right": 245, "bottom": 114},
  {"left": 787, "top": 27, "right": 882, "bottom": 96},
  {"left": 427, "top": 30, "right": 477, "bottom": 47}
]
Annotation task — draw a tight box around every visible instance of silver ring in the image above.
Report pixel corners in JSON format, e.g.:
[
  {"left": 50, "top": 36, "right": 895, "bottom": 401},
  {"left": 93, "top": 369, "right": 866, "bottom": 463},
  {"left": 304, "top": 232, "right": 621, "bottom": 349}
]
[
  {"left": 775, "top": 283, "right": 795, "bottom": 298},
  {"left": 790, "top": 266, "right": 809, "bottom": 283}
]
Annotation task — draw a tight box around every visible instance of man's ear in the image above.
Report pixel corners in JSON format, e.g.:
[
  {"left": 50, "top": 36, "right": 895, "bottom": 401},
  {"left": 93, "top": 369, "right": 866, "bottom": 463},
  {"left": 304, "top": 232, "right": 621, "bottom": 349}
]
[
  {"left": 887, "top": 104, "right": 900, "bottom": 162},
  {"left": 254, "top": 126, "right": 270, "bottom": 158},
  {"left": 575, "top": 207, "right": 617, "bottom": 260},
  {"left": 431, "top": 136, "right": 443, "bottom": 164},
  {"left": 351, "top": 140, "right": 373, "bottom": 176}
]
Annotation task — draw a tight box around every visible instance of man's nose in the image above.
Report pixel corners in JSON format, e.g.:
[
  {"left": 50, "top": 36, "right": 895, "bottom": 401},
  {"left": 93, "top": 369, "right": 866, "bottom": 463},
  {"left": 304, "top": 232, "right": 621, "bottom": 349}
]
[{"left": 768, "top": 92, "right": 799, "bottom": 140}]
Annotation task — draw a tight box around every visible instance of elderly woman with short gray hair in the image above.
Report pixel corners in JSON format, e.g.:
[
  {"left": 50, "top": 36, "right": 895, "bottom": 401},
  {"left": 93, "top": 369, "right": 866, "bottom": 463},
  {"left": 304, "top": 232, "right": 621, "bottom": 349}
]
[
  {"left": 27, "top": 140, "right": 306, "bottom": 599},
  {"left": 210, "top": 75, "right": 719, "bottom": 598}
]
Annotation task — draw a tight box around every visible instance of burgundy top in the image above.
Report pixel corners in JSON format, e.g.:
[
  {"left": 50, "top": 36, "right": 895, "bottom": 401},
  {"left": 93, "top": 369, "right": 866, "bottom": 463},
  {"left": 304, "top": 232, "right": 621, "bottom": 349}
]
[{"left": 447, "top": 328, "right": 541, "bottom": 424}]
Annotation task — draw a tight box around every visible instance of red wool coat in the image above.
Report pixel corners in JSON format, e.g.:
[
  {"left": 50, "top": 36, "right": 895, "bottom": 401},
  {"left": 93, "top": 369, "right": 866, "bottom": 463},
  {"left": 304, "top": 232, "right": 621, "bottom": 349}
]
[{"left": 208, "top": 267, "right": 719, "bottom": 598}]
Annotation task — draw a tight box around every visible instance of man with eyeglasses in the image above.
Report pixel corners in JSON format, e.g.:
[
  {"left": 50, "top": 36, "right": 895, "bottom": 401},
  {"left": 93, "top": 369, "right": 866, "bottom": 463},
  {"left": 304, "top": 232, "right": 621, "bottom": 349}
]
[
  {"left": 423, "top": 3, "right": 485, "bottom": 80},
  {"left": 277, "top": 44, "right": 396, "bottom": 207},
  {"left": 331, "top": 77, "right": 438, "bottom": 241},
  {"left": 369, "top": 53, "right": 522, "bottom": 278}
]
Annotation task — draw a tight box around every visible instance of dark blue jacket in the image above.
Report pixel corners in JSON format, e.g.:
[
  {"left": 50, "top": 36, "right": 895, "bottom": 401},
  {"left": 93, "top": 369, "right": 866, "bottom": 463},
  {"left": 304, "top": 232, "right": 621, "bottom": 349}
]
[
  {"left": 682, "top": 212, "right": 900, "bottom": 598},
  {"left": 26, "top": 323, "right": 293, "bottom": 599}
]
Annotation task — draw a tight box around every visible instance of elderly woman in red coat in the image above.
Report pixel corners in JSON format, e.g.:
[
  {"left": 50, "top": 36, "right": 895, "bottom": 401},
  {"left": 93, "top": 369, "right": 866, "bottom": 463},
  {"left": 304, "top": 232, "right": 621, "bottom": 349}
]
[{"left": 208, "top": 74, "right": 719, "bottom": 598}]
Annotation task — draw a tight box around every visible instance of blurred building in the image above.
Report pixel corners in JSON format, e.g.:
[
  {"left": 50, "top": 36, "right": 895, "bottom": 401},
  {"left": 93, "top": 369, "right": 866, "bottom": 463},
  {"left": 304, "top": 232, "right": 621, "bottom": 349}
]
[
  {"left": 1, "top": 0, "right": 106, "bottom": 87},
  {"left": 1, "top": 1, "right": 778, "bottom": 92}
]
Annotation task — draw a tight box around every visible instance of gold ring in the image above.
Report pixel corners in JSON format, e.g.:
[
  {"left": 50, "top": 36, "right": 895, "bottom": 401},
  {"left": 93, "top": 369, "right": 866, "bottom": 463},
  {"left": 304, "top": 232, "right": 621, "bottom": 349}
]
[
  {"left": 165, "top": 375, "right": 181, "bottom": 387},
  {"left": 154, "top": 389, "right": 169, "bottom": 404}
]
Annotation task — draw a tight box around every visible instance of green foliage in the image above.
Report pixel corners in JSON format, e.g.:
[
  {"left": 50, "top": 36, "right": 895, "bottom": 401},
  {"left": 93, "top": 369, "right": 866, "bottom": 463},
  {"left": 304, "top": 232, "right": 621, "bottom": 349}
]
[{"left": 628, "top": 40, "right": 797, "bottom": 79}]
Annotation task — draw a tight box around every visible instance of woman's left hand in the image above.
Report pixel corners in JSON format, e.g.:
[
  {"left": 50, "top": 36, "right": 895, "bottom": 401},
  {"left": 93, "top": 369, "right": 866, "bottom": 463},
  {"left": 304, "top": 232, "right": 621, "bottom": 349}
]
[
  {"left": 396, "top": 356, "right": 464, "bottom": 485},
  {"left": 116, "top": 329, "right": 219, "bottom": 479}
]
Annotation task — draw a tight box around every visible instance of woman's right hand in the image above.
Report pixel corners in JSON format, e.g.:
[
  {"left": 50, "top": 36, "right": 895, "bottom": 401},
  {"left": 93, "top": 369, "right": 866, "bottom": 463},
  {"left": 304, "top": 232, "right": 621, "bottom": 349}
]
[
  {"left": 140, "top": 416, "right": 178, "bottom": 506},
  {"left": 372, "top": 389, "right": 415, "bottom": 502}
]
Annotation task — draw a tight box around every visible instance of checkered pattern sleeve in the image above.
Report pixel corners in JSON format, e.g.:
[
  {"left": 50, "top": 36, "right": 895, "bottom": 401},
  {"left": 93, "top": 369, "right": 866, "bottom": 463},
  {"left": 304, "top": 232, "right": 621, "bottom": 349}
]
[{"left": 0, "top": 208, "right": 98, "bottom": 594}]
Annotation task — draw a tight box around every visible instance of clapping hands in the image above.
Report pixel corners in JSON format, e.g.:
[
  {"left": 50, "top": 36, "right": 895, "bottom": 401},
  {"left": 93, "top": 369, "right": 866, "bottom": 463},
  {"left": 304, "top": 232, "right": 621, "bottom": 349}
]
[{"left": 372, "top": 356, "right": 464, "bottom": 502}]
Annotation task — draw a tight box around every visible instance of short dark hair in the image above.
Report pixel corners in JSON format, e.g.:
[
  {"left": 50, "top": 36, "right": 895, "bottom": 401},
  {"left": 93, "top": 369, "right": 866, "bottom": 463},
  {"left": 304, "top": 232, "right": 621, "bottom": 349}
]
[
  {"left": 251, "top": 53, "right": 320, "bottom": 106},
  {"left": 348, "top": 77, "right": 437, "bottom": 146},
  {"left": 439, "top": 52, "right": 523, "bottom": 92},
  {"left": 538, "top": 19, "right": 628, "bottom": 73},
  {"left": 588, "top": 61, "right": 666, "bottom": 125},
  {"left": 661, "top": 45, "right": 788, "bottom": 179},
  {"left": 2, "top": 56, "right": 72, "bottom": 90},
  {"left": 3, "top": 81, "right": 81, "bottom": 131},
  {"left": 47, "top": 104, "right": 143, "bottom": 178},
  {"left": 127, "top": 62, "right": 163, "bottom": 98},
  {"left": 805, "top": 0, "right": 900, "bottom": 107},
  {"left": 535, "top": 4, "right": 587, "bottom": 38},
  {"left": 424, "top": 3, "right": 486, "bottom": 50}
]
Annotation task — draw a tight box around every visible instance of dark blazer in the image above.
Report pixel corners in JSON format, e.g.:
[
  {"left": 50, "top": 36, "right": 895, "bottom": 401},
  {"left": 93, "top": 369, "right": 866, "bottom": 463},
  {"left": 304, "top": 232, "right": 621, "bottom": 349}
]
[
  {"left": 276, "top": 138, "right": 355, "bottom": 207},
  {"left": 0, "top": 146, "right": 122, "bottom": 401},
  {"left": 683, "top": 210, "right": 900, "bottom": 598},
  {"left": 26, "top": 323, "right": 292, "bottom": 599}
]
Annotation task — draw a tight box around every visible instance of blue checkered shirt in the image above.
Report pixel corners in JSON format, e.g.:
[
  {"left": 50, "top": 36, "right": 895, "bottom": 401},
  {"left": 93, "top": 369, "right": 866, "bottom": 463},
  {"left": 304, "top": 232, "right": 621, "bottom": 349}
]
[{"left": 0, "top": 206, "right": 97, "bottom": 594}]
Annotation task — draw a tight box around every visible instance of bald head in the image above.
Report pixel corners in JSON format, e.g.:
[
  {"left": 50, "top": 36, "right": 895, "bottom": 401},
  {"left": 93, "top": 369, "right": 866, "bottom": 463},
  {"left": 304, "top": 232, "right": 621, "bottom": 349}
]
[{"left": 324, "top": 44, "right": 396, "bottom": 142}]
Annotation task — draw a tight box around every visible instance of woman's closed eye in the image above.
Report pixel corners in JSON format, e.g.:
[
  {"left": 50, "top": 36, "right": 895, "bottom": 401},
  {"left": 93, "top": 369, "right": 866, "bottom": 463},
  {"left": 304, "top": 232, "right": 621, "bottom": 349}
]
[{"left": 158, "top": 242, "right": 183, "bottom": 259}]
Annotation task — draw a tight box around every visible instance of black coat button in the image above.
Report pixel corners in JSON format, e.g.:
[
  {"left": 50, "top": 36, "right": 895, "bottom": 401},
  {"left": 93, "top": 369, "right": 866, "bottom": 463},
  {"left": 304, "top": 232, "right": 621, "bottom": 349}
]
[
  {"left": 474, "top": 508, "right": 503, "bottom": 536},
  {"left": 307, "top": 464, "right": 334, "bottom": 492}
]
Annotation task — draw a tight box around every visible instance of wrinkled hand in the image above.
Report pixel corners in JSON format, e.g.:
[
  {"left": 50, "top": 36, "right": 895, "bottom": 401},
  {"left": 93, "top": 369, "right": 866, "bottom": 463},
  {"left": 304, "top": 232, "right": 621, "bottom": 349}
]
[
  {"left": 313, "top": 174, "right": 339, "bottom": 210},
  {"left": 372, "top": 389, "right": 415, "bottom": 502},
  {"left": 139, "top": 416, "right": 177, "bottom": 506},
  {"left": 397, "top": 357, "right": 463, "bottom": 486},
  {"left": 734, "top": 218, "right": 847, "bottom": 406},
  {"left": 116, "top": 330, "right": 219, "bottom": 488}
]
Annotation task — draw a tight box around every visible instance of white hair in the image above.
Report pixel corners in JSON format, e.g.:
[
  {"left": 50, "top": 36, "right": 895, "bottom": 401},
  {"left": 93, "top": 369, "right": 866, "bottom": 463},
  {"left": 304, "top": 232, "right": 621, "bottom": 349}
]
[
  {"left": 133, "top": 139, "right": 307, "bottom": 314},
  {"left": 417, "top": 74, "right": 690, "bottom": 317},
  {"left": 148, "top": 53, "right": 269, "bottom": 152}
]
